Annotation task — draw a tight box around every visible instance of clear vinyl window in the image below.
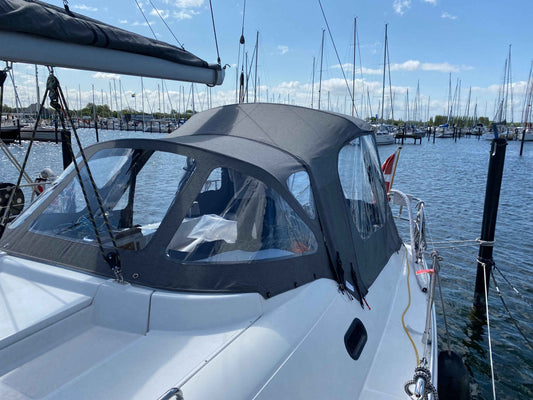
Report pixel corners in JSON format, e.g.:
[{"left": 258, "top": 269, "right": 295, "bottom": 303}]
[
  {"left": 287, "top": 170, "right": 315, "bottom": 219},
  {"left": 338, "top": 135, "right": 388, "bottom": 239},
  {"left": 167, "top": 167, "right": 318, "bottom": 263},
  {"left": 30, "top": 148, "right": 195, "bottom": 250}
]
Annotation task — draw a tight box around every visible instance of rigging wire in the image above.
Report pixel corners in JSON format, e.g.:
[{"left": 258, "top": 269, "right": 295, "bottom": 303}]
[
  {"left": 490, "top": 269, "right": 533, "bottom": 349},
  {"left": 436, "top": 262, "right": 452, "bottom": 352},
  {"left": 147, "top": 0, "right": 184, "bottom": 48},
  {"left": 386, "top": 34, "right": 394, "bottom": 121},
  {"left": 482, "top": 262, "right": 497, "bottom": 400},
  {"left": 240, "top": 0, "right": 247, "bottom": 43},
  {"left": 493, "top": 264, "right": 532, "bottom": 308},
  {"left": 134, "top": 0, "right": 157, "bottom": 40},
  {"left": 208, "top": 0, "right": 221, "bottom": 64},
  {"left": 317, "top": 0, "right": 358, "bottom": 116},
  {"left": 236, "top": 0, "right": 247, "bottom": 102}
]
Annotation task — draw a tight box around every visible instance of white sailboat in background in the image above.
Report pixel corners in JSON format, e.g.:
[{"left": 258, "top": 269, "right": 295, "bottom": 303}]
[
  {"left": 437, "top": 74, "right": 454, "bottom": 138},
  {"left": 484, "top": 46, "right": 514, "bottom": 141},
  {"left": 375, "top": 24, "right": 395, "bottom": 145},
  {"left": 518, "top": 61, "right": 533, "bottom": 142}
]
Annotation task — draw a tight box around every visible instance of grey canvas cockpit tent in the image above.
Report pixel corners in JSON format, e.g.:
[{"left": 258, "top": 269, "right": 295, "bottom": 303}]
[
  {"left": 0, "top": 0, "right": 224, "bottom": 85},
  {"left": 0, "top": 104, "right": 401, "bottom": 299}
]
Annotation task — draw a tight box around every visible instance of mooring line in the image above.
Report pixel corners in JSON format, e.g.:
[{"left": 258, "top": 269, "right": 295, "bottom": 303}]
[
  {"left": 482, "top": 262, "right": 498, "bottom": 400},
  {"left": 493, "top": 263, "right": 532, "bottom": 308},
  {"left": 491, "top": 270, "right": 533, "bottom": 349}
]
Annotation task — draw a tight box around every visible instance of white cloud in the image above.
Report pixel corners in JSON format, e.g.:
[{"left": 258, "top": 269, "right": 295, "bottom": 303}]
[
  {"left": 174, "top": 0, "right": 204, "bottom": 7},
  {"left": 92, "top": 72, "right": 121, "bottom": 80},
  {"left": 119, "top": 19, "right": 128, "bottom": 24},
  {"left": 173, "top": 10, "right": 199, "bottom": 20},
  {"left": 391, "top": 60, "right": 421, "bottom": 71},
  {"left": 333, "top": 60, "right": 473, "bottom": 74},
  {"left": 72, "top": 4, "right": 98, "bottom": 12},
  {"left": 278, "top": 45, "right": 289, "bottom": 55},
  {"left": 150, "top": 9, "right": 170, "bottom": 19},
  {"left": 393, "top": 0, "right": 411, "bottom": 15},
  {"left": 441, "top": 11, "right": 457, "bottom": 20},
  {"left": 132, "top": 21, "right": 151, "bottom": 27},
  {"left": 390, "top": 60, "right": 472, "bottom": 73},
  {"left": 423, "top": 0, "right": 437, "bottom": 4}
]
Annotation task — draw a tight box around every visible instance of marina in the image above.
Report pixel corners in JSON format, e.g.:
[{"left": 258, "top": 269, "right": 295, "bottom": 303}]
[
  {"left": 1, "top": 128, "right": 532, "bottom": 399},
  {"left": 0, "top": 0, "right": 532, "bottom": 399}
]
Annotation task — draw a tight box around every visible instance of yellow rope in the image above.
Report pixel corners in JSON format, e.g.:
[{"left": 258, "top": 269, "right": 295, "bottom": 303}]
[{"left": 401, "top": 249, "right": 420, "bottom": 365}]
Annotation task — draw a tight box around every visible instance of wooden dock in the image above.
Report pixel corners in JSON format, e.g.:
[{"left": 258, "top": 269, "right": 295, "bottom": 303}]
[{"left": 394, "top": 132, "right": 423, "bottom": 144}]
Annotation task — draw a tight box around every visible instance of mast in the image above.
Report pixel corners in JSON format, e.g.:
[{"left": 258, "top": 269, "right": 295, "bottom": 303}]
[
  {"left": 311, "top": 57, "right": 315, "bottom": 108},
  {"left": 381, "top": 24, "right": 387, "bottom": 124},
  {"left": 254, "top": 31, "right": 259, "bottom": 103},
  {"left": 464, "top": 86, "right": 472, "bottom": 127},
  {"left": 191, "top": 83, "right": 195, "bottom": 113},
  {"left": 352, "top": 17, "right": 356, "bottom": 117},
  {"left": 447, "top": 73, "right": 452, "bottom": 124},
  {"left": 108, "top": 82, "right": 112, "bottom": 116},
  {"left": 141, "top": 77, "right": 145, "bottom": 127},
  {"left": 245, "top": 52, "right": 249, "bottom": 103},
  {"left": 8, "top": 69, "right": 22, "bottom": 115},
  {"left": 521, "top": 60, "right": 533, "bottom": 124},
  {"left": 157, "top": 83, "right": 161, "bottom": 114},
  {"left": 427, "top": 96, "right": 430, "bottom": 126},
  {"left": 406, "top": 88, "right": 409, "bottom": 124},
  {"left": 161, "top": 79, "right": 165, "bottom": 114},
  {"left": 34, "top": 65, "right": 40, "bottom": 108},
  {"left": 367, "top": 88, "right": 373, "bottom": 120},
  {"left": 508, "top": 44, "right": 513, "bottom": 124},
  {"left": 119, "top": 80, "right": 124, "bottom": 115},
  {"left": 79, "top": 84, "right": 84, "bottom": 118},
  {"left": 318, "top": 29, "right": 325, "bottom": 110},
  {"left": 387, "top": 25, "right": 394, "bottom": 122},
  {"left": 113, "top": 79, "right": 120, "bottom": 119},
  {"left": 92, "top": 84, "right": 99, "bottom": 142}
]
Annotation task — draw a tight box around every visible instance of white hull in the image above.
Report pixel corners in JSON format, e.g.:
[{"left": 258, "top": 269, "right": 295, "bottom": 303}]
[
  {"left": 0, "top": 246, "right": 435, "bottom": 399},
  {"left": 518, "top": 131, "right": 533, "bottom": 141},
  {"left": 436, "top": 128, "right": 453, "bottom": 138},
  {"left": 375, "top": 133, "right": 395, "bottom": 145}
]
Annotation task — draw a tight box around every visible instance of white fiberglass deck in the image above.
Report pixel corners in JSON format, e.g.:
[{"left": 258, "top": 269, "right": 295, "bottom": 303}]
[{"left": 0, "top": 246, "right": 434, "bottom": 399}]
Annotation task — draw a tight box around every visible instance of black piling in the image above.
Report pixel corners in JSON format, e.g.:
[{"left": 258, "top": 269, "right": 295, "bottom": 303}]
[
  {"left": 17, "top": 119, "right": 21, "bottom": 145},
  {"left": 520, "top": 128, "right": 526, "bottom": 156},
  {"left": 60, "top": 129, "right": 73, "bottom": 170},
  {"left": 473, "top": 138, "right": 507, "bottom": 310},
  {"left": 54, "top": 120, "right": 59, "bottom": 144}
]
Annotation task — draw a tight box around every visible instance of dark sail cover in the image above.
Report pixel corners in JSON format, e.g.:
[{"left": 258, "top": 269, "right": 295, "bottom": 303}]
[
  {"left": 0, "top": 0, "right": 211, "bottom": 68},
  {"left": 0, "top": 0, "right": 223, "bottom": 84}
]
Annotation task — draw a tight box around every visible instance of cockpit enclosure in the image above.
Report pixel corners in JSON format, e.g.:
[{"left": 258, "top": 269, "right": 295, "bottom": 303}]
[{"left": 0, "top": 104, "right": 401, "bottom": 298}]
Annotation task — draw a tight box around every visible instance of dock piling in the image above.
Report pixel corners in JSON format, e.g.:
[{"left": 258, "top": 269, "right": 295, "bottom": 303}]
[{"left": 473, "top": 138, "right": 507, "bottom": 310}]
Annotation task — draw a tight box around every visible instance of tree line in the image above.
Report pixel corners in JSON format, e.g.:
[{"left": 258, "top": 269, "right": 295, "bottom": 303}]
[{"left": 1, "top": 103, "right": 196, "bottom": 121}]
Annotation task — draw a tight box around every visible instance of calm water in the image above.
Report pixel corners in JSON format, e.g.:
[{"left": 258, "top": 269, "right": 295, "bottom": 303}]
[
  {"left": 1, "top": 129, "right": 532, "bottom": 399},
  {"left": 379, "top": 136, "right": 533, "bottom": 400}
]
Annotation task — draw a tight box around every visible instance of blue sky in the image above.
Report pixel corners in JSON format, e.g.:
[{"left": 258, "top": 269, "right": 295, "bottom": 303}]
[{"left": 4, "top": 0, "right": 533, "bottom": 121}]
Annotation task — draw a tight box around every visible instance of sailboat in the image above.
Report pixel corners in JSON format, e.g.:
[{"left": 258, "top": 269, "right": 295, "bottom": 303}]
[
  {"left": 518, "top": 63, "right": 533, "bottom": 142},
  {"left": 375, "top": 24, "right": 395, "bottom": 145},
  {"left": 0, "top": 2, "right": 447, "bottom": 399},
  {"left": 436, "top": 74, "right": 454, "bottom": 138},
  {"left": 483, "top": 47, "right": 514, "bottom": 141}
]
